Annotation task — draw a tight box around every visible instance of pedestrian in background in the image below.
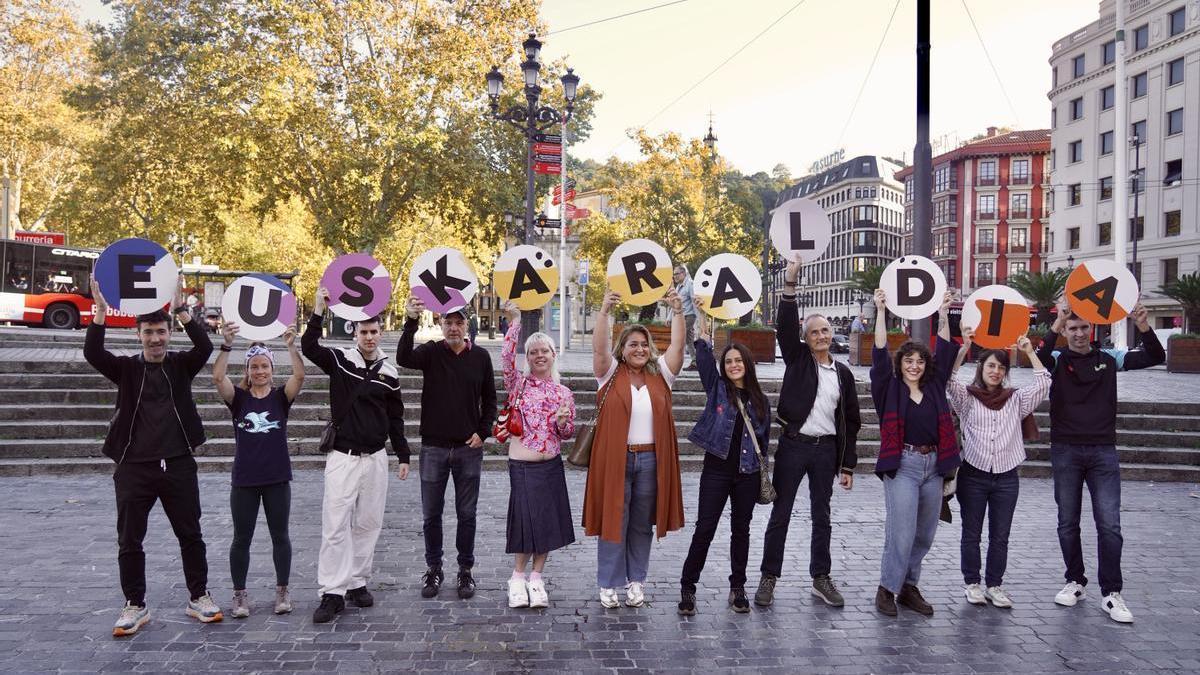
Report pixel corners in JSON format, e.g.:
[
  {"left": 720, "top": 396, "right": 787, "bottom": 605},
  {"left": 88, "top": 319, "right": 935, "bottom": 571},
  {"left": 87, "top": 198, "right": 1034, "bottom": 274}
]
[
  {"left": 468, "top": 312, "right": 479, "bottom": 345},
  {"left": 672, "top": 265, "right": 699, "bottom": 369}
]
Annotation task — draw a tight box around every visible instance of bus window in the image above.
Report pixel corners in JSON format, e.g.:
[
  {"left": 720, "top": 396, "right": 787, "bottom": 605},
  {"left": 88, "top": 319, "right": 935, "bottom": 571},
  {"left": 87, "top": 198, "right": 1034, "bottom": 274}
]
[
  {"left": 3, "top": 243, "right": 32, "bottom": 294},
  {"left": 34, "top": 247, "right": 92, "bottom": 295}
]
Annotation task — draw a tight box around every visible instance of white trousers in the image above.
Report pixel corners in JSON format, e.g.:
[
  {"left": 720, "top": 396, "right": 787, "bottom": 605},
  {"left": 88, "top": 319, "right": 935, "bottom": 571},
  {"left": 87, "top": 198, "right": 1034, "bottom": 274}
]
[{"left": 318, "top": 449, "right": 389, "bottom": 597}]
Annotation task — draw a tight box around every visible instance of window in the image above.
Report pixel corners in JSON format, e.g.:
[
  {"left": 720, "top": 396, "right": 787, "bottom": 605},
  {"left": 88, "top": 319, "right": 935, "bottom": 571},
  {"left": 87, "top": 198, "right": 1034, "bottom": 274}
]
[
  {"left": 1168, "top": 108, "right": 1184, "bottom": 135},
  {"left": 1100, "top": 130, "right": 1114, "bottom": 155},
  {"left": 2, "top": 242, "right": 33, "bottom": 294},
  {"left": 1102, "top": 39, "right": 1116, "bottom": 65},
  {"left": 1011, "top": 159, "right": 1030, "bottom": 183},
  {"left": 977, "top": 262, "right": 994, "bottom": 285},
  {"left": 1165, "top": 158, "right": 1183, "bottom": 185},
  {"left": 1010, "top": 261, "right": 1028, "bottom": 276},
  {"left": 1100, "top": 85, "right": 1114, "bottom": 110},
  {"left": 1099, "top": 176, "right": 1113, "bottom": 200},
  {"left": 978, "top": 194, "right": 996, "bottom": 218},
  {"left": 1069, "top": 184, "right": 1082, "bottom": 206},
  {"left": 1132, "top": 72, "right": 1147, "bottom": 98},
  {"left": 1072, "top": 54, "right": 1085, "bottom": 78},
  {"left": 978, "top": 160, "right": 996, "bottom": 184},
  {"left": 1098, "top": 221, "right": 1112, "bottom": 245},
  {"left": 1052, "top": 107, "right": 1057, "bottom": 129},
  {"left": 1068, "top": 227, "right": 1081, "bottom": 249},
  {"left": 1052, "top": 65, "right": 1058, "bottom": 88},
  {"left": 1010, "top": 227, "right": 1028, "bottom": 252},
  {"left": 934, "top": 164, "right": 954, "bottom": 192},
  {"left": 31, "top": 247, "right": 91, "bottom": 296},
  {"left": 1130, "top": 216, "right": 1145, "bottom": 240},
  {"left": 1163, "top": 258, "right": 1180, "bottom": 285},
  {"left": 1170, "top": 7, "right": 1186, "bottom": 36},
  {"left": 1010, "top": 193, "right": 1029, "bottom": 217},
  {"left": 1070, "top": 97, "right": 1084, "bottom": 120},
  {"left": 1134, "top": 24, "right": 1148, "bottom": 51},
  {"left": 1132, "top": 119, "right": 1146, "bottom": 142},
  {"left": 978, "top": 230, "right": 995, "bottom": 254},
  {"left": 1068, "top": 140, "right": 1083, "bottom": 163},
  {"left": 1165, "top": 210, "right": 1182, "bottom": 236},
  {"left": 1169, "top": 57, "right": 1185, "bottom": 86}
]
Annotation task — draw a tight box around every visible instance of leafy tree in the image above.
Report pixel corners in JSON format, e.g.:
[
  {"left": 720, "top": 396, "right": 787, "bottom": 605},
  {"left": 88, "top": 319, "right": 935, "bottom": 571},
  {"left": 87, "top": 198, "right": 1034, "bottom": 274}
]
[
  {"left": 1160, "top": 272, "right": 1200, "bottom": 333},
  {"left": 849, "top": 264, "right": 885, "bottom": 296},
  {"left": 1008, "top": 268, "right": 1070, "bottom": 326}
]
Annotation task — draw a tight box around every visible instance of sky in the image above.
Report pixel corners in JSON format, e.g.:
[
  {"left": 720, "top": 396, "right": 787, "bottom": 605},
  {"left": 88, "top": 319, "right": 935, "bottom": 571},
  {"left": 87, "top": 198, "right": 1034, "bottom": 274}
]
[{"left": 73, "top": 0, "right": 1101, "bottom": 178}]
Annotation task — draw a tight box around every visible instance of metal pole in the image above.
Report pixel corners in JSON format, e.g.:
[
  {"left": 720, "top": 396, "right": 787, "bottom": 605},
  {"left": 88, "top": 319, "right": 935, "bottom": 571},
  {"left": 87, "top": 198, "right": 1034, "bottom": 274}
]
[
  {"left": 1131, "top": 138, "right": 1140, "bottom": 347},
  {"left": 559, "top": 117, "right": 569, "bottom": 352},
  {"left": 1112, "top": 0, "right": 1129, "bottom": 349},
  {"left": 520, "top": 92, "right": 540, "bottom": 347},
  {"left": 911, "top": 0, "right": 933, "bottom": 342},
  {"left": 761, "top": 193, "right": 773, "bottom": 325}
]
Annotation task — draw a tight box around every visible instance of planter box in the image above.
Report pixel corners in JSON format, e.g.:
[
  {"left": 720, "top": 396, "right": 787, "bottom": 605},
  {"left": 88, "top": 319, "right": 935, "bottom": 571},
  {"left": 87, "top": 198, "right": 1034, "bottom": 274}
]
[
  {"left": 850, "top": 332, "right": 910, "bottom": 366},
  {"left": 611, "top": 323, "right": 673, "bottom": 353},
  {"left": 1167, "top": 336, "right": 1200, "bottom": 373},
  {"left": 714, "top": 328, "right": 777, "bottom": 364}
]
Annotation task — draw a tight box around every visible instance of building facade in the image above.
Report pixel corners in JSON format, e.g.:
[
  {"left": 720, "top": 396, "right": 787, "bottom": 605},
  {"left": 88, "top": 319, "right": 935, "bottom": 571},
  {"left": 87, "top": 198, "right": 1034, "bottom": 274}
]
[
  {"left": 1048, "top": 0, "right": 1200, "bottom": 329},
  {"left": 895, "top": 128, "right": 1052, "bottom": 294},
  {"left": 766, "top": 155, "right": 907, "bottom": 325}
]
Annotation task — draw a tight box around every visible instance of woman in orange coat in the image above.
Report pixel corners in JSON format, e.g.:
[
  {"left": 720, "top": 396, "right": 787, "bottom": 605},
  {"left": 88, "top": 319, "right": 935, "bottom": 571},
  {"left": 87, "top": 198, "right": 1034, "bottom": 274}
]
[{"left": 584, "top": 288, "right": 686, "bottom": 609}]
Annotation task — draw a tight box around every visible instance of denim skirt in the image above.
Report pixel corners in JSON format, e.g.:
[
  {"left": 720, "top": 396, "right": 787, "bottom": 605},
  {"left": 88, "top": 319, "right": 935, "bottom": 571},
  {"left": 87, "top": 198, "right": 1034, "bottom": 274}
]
[{"left": 506, "top": 456, "right": 576, "bottom": 555}]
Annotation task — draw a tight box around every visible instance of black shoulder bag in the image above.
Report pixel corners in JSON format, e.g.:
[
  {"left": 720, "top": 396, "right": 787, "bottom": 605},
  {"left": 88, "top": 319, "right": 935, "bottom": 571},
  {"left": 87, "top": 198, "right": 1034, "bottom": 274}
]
[{"left": 319, "top": 360, "right": 384, "bottom": 453}]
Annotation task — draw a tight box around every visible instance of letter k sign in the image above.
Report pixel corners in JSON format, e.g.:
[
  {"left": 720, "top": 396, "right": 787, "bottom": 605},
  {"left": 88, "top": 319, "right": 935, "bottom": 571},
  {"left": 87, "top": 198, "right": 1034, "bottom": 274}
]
[{"left": 418, "top": 254, "right": 471, "bottom": 305}]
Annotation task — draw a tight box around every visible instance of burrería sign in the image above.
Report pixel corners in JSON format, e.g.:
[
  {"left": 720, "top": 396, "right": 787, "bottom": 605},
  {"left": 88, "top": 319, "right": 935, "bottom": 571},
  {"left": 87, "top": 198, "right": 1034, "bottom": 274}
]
[{"left": 809, "top": 149, "right": 846, "bottom": 175}]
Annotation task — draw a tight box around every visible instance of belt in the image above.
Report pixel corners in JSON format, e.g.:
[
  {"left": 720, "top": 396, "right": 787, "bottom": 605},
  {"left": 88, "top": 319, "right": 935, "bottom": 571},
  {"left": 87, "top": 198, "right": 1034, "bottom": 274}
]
[
  {"left": 903, "top": 443, "right": 936, "bottom": 455},
  {"left": 627, "top": 443, "right": 655, "bottom": 453},
  {"left": 334, "top": 447, "right": 383, "bottom": 456},
  {"left": 794, "top": 433, "right": 836, "bottom": 444}
]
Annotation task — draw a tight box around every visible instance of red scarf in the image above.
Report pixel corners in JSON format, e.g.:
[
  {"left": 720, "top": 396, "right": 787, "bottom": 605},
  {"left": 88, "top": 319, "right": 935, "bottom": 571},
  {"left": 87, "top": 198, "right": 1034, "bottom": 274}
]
[{"left": 966, "top": 385, "right": 1039, "bottom": 441}]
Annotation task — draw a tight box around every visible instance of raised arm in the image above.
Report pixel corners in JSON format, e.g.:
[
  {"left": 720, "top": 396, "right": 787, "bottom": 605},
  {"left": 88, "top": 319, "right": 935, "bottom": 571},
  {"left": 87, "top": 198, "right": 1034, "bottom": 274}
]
[
  {"left": 301, "top": 286, "right": 335, "bottom": 374},
  {"left": 873, "top": 288, "right": 889, "bottom": 349},
  {"left": 776, "top": 259, "right": 810, "bottom": 364},
  {"left": 397, "top": 296, "right": 431, "bottom": 370},
  {"left": 592, "top": 289, "right": 619, "bottom": 380},
  {"left": 692, "top": 301, "right": 720, "bottom": 392},
  {"left": 173, "top": 277, "right": 213, "bottom": 377},
  {"left": 1015, "top": 335, "right": 1052, "bottom": 416},
  {"left": 1122, "top": 304, "right": 1166, "bottom": 370},
  {"left": 952, "top": 326, "right": 974, "bottom": 375},
  {"left": 83, "top": 274, "right": 121, "bottom": 382},
  {"left": 937, "top": 290, "right": 952, "bottom": 342},
  {"left": 212, "top": 321, "right": 238, "bottom": 405},
  {"left": 500, "top": 301, "right": 522, "bottom": 393},
  {"left": 282, "top": 327, "right": 305, "bottom": 402},
  {"left": 662, "top": 288, "right": 686, "bottom": 377},
  {"left": 1037, "top": 297, "right": 1069, "bottom": 372},
  {"left": 946, "top": 327, "right": 972, "bottom": 414}
]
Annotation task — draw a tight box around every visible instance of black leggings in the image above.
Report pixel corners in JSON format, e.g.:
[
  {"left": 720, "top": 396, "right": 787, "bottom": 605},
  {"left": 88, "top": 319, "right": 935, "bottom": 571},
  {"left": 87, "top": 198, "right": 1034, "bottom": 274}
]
[{"left": 229, "top": 482, "right": 292, "bottom": 590}]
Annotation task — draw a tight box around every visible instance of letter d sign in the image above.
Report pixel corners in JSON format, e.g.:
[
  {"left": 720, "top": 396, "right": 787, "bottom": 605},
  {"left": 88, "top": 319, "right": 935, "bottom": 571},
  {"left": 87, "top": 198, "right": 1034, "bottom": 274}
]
[{"left": 880, "top": 256, "right": 947, "bottom": 320}]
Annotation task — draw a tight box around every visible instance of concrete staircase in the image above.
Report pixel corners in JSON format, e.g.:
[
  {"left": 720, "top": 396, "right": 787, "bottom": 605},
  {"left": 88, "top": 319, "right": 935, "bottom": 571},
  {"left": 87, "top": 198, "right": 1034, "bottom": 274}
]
[{"left": 0, "top": 343, "right": 1196, "bottom": 480}]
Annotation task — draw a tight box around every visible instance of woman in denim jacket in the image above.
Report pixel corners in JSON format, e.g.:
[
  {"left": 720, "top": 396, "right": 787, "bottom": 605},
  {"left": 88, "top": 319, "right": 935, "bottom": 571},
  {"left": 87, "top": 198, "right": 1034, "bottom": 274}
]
[{"left": 677, "top": 301, "right": 772, "bottom": 615}]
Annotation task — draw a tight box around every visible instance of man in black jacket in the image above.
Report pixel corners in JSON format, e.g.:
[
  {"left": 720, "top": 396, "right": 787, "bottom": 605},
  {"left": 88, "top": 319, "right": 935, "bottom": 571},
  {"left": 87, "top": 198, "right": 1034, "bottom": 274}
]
[
  {"left": 399, "top": 296, "right": 497, "bottom": 601},
  {"left": 302, "top": 287, "right": 409, "bottom": 624},
  {"left": 755, "top": 258, "right": 861, "bottom": 609},
  {"left": 1037, "top": 299, "right": 1164, "bottom": 624},
  {"left": 84, "top": 275, "right": 221, "bottom": 637}
]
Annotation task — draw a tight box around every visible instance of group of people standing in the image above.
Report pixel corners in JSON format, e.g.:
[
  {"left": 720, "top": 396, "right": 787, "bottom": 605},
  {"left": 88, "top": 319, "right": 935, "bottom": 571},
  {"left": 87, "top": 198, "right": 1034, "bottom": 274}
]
[{"left": 84, "top": 255, "right": 1164, "bottom": 637}]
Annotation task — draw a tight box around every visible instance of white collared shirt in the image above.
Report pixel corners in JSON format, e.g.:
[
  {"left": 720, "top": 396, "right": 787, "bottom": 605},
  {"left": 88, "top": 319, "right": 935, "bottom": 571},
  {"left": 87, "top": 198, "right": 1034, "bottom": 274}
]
[{"left": 798, "top": 357, "right": 840, "bottom": 437}]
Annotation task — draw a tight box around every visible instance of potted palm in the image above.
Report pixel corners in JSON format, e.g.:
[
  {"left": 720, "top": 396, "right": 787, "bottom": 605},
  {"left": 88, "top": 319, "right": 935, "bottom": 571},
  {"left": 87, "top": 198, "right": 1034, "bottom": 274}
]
[
  {"left": 1160, "top": 272, "right": 1200, "bottom": 373},
  {"left": 1008, "top": 268, "right": 1071, "bottom": 327},
  {"left": 847, "top": 265, "right": 893, "bottom": 366}
]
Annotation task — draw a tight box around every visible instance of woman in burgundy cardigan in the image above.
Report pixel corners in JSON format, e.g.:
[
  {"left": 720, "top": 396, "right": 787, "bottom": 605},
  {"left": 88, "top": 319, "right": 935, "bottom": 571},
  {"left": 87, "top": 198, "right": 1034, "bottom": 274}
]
[{"left": 869, "top": 289, "right": 961, "bottom": 618}]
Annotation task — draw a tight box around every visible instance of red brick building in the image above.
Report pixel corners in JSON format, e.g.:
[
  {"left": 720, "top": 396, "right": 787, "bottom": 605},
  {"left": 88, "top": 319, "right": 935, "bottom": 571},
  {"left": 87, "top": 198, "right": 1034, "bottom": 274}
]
[{"left": 895, "top": 128, "right": 1052, "bottom": 292}]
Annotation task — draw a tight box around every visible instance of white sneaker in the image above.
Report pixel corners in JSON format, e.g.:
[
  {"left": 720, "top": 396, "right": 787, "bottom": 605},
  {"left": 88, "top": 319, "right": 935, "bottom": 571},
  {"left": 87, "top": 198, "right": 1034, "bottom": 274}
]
[
  {"left": 507, "top": 578, "right": 529, "bottom": 608},
  {"left": 625, "top": 582, "right": 645, "bottom": 607},
  {"left": 1102, "top": 592, "right": 1134, "bottom": 623},
  {"left": 964, "top": 583, "right": 986, "bottom": 605},
  {"left": 599, "top": 587, "right": 620, "bottom": 608},
  {"left": 112, "top": 602, "right": 149, "bottom": 637},
  {"left": 985, "top": 586, "right": 1013, "bottom": 608},
  {"left": 1054, "top": 581, "right": 1086, "bottom": 607},
  {"left": 527, "top": 580, "right": 549, "bottom": 608}
]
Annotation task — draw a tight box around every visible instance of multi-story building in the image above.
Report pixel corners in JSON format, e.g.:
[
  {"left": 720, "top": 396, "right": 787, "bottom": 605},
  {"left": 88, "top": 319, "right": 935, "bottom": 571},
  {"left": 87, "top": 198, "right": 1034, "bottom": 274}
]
[
  {"left": 895, "top": 128, "right": 1052, "bottom": 293},
  {"left": 766, "top": 155, "right": 907, "bottom": 324},
  {"left": 1048, "top": 0, "right": 1199, "bottom": 329}
]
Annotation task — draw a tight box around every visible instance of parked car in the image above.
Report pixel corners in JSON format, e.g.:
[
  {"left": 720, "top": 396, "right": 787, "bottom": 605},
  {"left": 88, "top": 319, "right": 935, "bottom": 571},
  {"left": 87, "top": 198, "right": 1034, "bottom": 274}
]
[{"left": 831, "top": 334, "right": 850, "bottom": 354}]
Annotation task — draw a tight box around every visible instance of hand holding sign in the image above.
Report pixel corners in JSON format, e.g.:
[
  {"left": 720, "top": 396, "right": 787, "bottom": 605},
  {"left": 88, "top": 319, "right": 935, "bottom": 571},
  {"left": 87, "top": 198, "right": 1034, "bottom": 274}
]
[
  {"left": 493, "top": 245, "right": 558, "bottom": 311},
  {"left": 221, "top": 274, "right": 298, "bottom": 341},
  {"left": 1065, "top": 259, "right": 1139, "bottom": 325},
  {"left": 770, "top": 197, "right": 833, "bottom": 263},
  {"left": 409, "top": 247, "right": 478, "bottom": 314},
  {"left": 961, "top": 285, "right": 1030, "bottom": 350},
  {"left": 321, "top": 254, "right": 392, "bottom": 321},
  {"left": 606, "top": 239, "right": 672, "bottom": 306},
  {"left": 880, "top": 256, "right": 947, "bottom": 320},
  {"left": 94, "top": 238, "right": 179, "bottom": 315},
  {"left": 693, "top": 253, "right": 762, "bottom": 321}
]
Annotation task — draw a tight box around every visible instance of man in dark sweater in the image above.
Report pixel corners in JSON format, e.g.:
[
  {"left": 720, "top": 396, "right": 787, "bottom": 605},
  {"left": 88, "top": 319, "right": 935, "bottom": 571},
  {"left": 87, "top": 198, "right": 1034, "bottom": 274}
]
[
  {"left": 755, "top": 258, "right": 861, "bottom": 609},
  {"left": 84, "top": 275, "right": 221, "bottom": 637},
  {"left": 1036, "top": 299, "right": 1164, "bottom": 624},
  {"left": 399, "top": 296, "right": 497, "bottom": 600},
  {"left": 302, "top": 287, "right": 409, "bottom": 624}
]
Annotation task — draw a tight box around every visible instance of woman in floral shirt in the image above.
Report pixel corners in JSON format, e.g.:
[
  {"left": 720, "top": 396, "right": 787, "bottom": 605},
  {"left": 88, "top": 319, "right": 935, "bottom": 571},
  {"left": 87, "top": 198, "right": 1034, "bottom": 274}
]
[{"left": 500, "top": 302, "right": 577, "bottom": 609}]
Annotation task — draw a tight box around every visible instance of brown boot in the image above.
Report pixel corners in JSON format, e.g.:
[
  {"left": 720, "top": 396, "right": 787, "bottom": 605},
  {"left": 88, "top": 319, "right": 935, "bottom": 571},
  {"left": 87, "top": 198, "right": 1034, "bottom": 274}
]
[
  {"left": 898, "top": 583, "right": 934, "bottom": 615},
  {"left": 875, "top": 586, "right": 897, "bottom": 616}
]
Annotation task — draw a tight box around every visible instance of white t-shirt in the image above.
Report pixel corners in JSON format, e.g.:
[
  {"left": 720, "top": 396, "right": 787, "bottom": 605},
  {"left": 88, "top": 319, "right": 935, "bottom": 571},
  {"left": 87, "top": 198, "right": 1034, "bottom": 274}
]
[{"left": 598, "top": 357, "right": 678, "bottom": 444}]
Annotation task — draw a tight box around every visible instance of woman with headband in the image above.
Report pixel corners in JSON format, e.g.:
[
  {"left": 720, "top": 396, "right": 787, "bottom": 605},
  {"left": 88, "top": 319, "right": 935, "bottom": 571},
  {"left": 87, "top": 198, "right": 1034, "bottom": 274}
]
[{"left": 212, "top": 323, "right": 306, "bottom": 618}]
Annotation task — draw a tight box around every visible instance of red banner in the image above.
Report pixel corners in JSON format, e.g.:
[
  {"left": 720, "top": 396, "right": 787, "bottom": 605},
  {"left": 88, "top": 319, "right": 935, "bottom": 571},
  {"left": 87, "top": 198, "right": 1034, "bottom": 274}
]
[
  {"left": 533, "top": 161, "right": 561, "bottom": 175},
  {"left": 552, "top": 189, "right": 576, "bottom": 205},
  {"left": 14, "top": 231, "right": 65, "bottom": 245},
  {"left": 533, "top": 142, "right": 561, "bottom": 155}
]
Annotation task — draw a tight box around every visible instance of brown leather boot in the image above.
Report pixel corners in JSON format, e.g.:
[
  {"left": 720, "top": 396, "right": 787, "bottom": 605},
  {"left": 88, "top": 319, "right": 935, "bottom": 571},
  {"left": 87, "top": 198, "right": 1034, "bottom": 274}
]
[
  {"left": 898, "top": 583, "right": 934, "bottom": 615},
  {"left": 875, "top": 586, "right": 897, "bottom": 616}
]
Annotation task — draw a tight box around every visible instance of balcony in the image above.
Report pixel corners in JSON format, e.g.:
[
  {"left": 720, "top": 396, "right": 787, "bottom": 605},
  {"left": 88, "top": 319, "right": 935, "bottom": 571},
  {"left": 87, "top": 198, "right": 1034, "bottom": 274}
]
[
  {"left": 975, "top": 176, "right": 998, "bottom": 187},
  {"left": 1009, "top": 209, "right": 1029, "bottom": 220},
  {"left": 976, "top": 276, "right": 994, "bottom": 287},
  {"left": 1009, "top": 243, "right": 1029, "bottom": 254},
  {"left": 976, "top": 243, "right": 996, "bottom": 255},
  {"left": 977, "top": 211, "right": 997, "bottom": 221},
  {"left": 1009, "top": 174, "right": 1031, "bottom": 186}
]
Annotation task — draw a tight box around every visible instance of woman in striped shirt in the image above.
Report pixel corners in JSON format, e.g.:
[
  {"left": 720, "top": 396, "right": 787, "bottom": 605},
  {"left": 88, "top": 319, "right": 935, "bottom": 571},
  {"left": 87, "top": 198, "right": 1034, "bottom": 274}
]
[{"left": 948, "top": 328, "right": 1051, "bottom": 609}]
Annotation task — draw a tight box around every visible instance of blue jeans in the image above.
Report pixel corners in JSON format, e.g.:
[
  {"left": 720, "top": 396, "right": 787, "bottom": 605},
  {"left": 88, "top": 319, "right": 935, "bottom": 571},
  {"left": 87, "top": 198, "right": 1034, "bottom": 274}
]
[
  {"left": 955, "top": 462, "right": 1019, "bottom": 587},
  {"left": 419, "top": 444, "right": 482, "bottom": 569},
  {"left": 879, "top": 449, "right": 943, "bottom": 594},
  {"left": 596, "top": 451, "right": 657, "bottom": 588},
  {"left": 1051, "top": 443, "right": 1123, "bottom": 595}
]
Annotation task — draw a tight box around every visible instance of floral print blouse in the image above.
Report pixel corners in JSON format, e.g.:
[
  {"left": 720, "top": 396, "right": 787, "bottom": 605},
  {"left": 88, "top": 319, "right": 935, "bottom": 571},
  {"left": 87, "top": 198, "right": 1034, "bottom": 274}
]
[{"left": 502, "top": 322, "right": 576, "bottom": 457}]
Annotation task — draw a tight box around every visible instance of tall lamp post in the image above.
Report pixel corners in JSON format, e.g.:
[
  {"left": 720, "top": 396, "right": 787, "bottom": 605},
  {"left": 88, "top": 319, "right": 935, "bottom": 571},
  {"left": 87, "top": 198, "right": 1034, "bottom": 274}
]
[{"left": 486, "top": 35, "right": 579, "bottom": 344}]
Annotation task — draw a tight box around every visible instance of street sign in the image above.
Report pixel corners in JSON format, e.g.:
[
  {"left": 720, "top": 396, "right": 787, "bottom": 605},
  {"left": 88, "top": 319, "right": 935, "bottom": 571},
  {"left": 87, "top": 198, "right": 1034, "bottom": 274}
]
[
  {"left": 538, "top": 218, "right": 562, "bottom": 228},
  {"left": 553, "top": 178, "right": 577, "bottom": 196},
  {"left": 534, "top": 153, "right": 562, "bottom": 163},
  {"left": 578, "top": 260, "right": 590, "bottom": 285},
  {"left": 569, "top": 207, "right": 591, "bottom": 219},
  {"left": 533, "top": 162, "right": 561, "bottom": 175},
  {"left": 552, "top": 189, "right": 576, "bottom": 205},
  {"left": 14, "top": 231, "right": 64, "bottom": 245},
  {"left": 533, "top": 142, "right": 561, "bottom": 155},
  {"left": 534, "top": 133, "right": 562, "bottom": 144}
]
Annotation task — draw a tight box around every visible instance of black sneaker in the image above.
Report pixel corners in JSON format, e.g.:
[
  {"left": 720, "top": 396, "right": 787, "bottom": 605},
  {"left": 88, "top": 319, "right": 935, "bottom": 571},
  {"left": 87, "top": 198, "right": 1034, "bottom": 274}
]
[
  {"left": 729, "top": 588, "right": 751, "bottom": 613},
  {"left": 312, "top": 593, "right": 344, "bottom": 624},
  {"left": 457, "top": 568, "right": 476, "bottom": 600},
  {"left": 754, "top": 574, "right": 777, "bottom": 606},
  {"left": 812, "top": 575, "right": 845, "bottom": 607},
  {"left": 421, "top": 566, "right": 444, "bottom": 599},
  {"left": 677, "top": 591, "right": 697, "bottom": 616},
  {"left": 346, "top": 586, "right": 374, "bottom": 608}
]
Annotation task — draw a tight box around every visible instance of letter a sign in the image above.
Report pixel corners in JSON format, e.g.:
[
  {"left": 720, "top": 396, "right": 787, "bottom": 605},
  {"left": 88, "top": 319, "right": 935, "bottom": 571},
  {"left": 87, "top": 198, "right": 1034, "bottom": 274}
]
[
  {"left": 493, "top": 245, "right": 558, "bottom": 311},
  {"left": 606, "top": 238, "right": 673, "bottom": 306},
  {"left": 1065, "top": 259, "right": 1139, "bottom": 325},
  {"left": 409, "top": 247, "right": 479, "bottom": 314},
  {"left": 221, "top": 274, "right": 298, "bottom": 340},
  {"left": 769, "top": 197, "right": 833, "bottom": 263},
  {"left": 693, "top": 254, "right": 762, "bottom": 321},
  {"left": 321, "top": 253, "right": 393, "bottom": 321}
]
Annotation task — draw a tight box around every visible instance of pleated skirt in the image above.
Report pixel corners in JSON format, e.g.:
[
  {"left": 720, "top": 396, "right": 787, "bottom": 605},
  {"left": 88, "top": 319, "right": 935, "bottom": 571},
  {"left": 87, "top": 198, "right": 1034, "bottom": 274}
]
[{"left": 506, "top": 456, "right": 576, "bottom": 555}]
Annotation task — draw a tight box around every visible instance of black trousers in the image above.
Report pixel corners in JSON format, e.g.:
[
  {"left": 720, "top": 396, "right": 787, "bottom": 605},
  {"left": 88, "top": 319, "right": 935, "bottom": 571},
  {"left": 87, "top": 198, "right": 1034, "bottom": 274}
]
[
  {"left": 229, "top": 482, "right": 292, "bottom": 590},
  {"left": 680, "top": 451, "right": 759, "bottom": 593},
  {"left": 113, "top": 455, "right": 209, "bottom": 604},
  {"left": 760, "top": 435, "right": 837, "bottom": 578}
]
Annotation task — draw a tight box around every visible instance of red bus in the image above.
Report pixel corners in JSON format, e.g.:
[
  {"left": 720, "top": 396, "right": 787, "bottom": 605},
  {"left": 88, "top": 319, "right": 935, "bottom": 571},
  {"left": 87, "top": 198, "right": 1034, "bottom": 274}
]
[{"left": 0, "top": 238, "right": 137, "bottom": 329}]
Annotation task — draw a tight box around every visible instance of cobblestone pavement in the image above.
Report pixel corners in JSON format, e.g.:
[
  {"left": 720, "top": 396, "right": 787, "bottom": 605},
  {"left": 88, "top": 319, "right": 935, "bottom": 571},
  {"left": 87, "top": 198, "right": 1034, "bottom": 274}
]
[{"left": 2, "top": 469, "right": 1198, "bottom": 673}]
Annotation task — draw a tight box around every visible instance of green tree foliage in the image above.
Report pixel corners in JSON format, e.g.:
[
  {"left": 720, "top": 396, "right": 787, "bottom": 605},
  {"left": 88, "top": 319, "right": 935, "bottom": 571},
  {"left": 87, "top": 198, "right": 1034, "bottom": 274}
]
[
  {"left": 1007, "top": 268, "right": 1070, "bottom": 326},
  {"left": 848, "top": 264, "right": 885, "bottom": 296},
  {"left": 1159, "top": 272, "right": 1200, "bottom": 333}
]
